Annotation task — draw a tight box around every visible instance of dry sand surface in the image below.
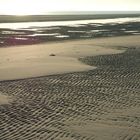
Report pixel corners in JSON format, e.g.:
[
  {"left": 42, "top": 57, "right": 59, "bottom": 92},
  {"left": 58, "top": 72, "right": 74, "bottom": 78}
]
[
  {"left": 0, "top": 35, "right": 140, "bottom": 140},
  {"left": 0, "top": 35, "right": 140, "bottom": 81},
  {"left": 0, "top": 92, "right": 12, "bottom": 105}
]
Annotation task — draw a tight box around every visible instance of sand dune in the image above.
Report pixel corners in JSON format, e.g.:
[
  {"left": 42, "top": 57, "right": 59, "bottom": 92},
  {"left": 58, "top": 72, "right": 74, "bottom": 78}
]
[{"left": 0, "top": 35, "right": 140, "bottom": 81}]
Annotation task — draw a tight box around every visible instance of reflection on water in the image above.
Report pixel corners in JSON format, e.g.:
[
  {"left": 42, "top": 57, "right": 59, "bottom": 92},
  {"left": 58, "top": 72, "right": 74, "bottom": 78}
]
[
  {"left": 68, "top": 30, "right": 86, "bottom": 33},
  {"left": 28, "top": 33, "right": 60, "bottom": 37},
  {"left": 0, "top": 17, "right": 140, "bottom": 29},
  {"left": 56, "top": 35, "right": 69, "bottom": 38}
]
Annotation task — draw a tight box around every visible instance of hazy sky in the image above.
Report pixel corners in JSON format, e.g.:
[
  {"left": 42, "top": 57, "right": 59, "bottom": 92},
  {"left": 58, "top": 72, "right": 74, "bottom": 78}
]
[{"left": 0, "top": 0, "right": 140, "bottom": 15}]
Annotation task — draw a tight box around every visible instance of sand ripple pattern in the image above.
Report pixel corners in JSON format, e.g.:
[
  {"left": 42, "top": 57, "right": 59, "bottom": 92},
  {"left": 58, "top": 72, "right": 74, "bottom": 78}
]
[{"left": 0, "top": 48, "right": 140, "bottom": 140}]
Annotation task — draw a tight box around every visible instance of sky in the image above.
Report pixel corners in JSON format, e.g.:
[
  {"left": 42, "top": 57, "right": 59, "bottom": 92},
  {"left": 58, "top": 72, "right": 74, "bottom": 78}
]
[{"left": 0, "top": 0, "right": 140, "bottom": 15}]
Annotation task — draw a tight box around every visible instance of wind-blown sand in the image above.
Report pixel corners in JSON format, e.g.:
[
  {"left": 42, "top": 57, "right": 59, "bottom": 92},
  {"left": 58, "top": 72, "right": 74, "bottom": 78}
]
[
  {"left": 0, "top": 35, "right": 140, "bottom": 81},
  {"left": 0, "top": 35, "right": 140, "bottom": 140}
]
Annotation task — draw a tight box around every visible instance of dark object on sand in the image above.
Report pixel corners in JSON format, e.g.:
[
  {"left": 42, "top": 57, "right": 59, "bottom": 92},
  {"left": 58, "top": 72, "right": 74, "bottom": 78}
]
[{"left": 49, "top": 53, "right": 56, "bottom": 56}]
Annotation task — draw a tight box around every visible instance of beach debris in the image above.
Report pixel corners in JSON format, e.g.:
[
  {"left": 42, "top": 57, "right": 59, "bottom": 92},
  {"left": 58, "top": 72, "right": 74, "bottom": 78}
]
[{"left": 49, "top": 53, "right": 56, "bottom": 56}]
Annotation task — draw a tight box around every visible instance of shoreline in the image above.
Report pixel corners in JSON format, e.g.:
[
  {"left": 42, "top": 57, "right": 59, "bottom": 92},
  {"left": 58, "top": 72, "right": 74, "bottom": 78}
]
[{"left": 0, "top": 35, "right": 140, "bottom": 81}]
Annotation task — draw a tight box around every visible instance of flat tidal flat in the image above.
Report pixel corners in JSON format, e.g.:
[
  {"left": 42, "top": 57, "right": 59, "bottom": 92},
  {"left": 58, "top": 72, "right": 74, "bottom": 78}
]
[{"left": 0, "top": 47, "right": 140, "bottom": 140}]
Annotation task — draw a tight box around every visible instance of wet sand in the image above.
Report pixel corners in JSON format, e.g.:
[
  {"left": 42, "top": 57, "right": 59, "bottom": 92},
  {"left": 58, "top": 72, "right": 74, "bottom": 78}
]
[
  {"left": 0, "top": 19, "right": 140, "bottom": 47},
  {"left": 0, "top": 35, "right": 140, "bottom": 140}
]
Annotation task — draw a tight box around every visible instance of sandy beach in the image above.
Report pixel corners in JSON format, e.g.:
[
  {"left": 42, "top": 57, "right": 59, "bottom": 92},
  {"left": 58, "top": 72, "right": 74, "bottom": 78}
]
[
  {"left": 0, "top": 35, "right": 140, "bottom": 140},
  {"left": 0, "top": 35, "right": 140, "bottom": 81}
]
